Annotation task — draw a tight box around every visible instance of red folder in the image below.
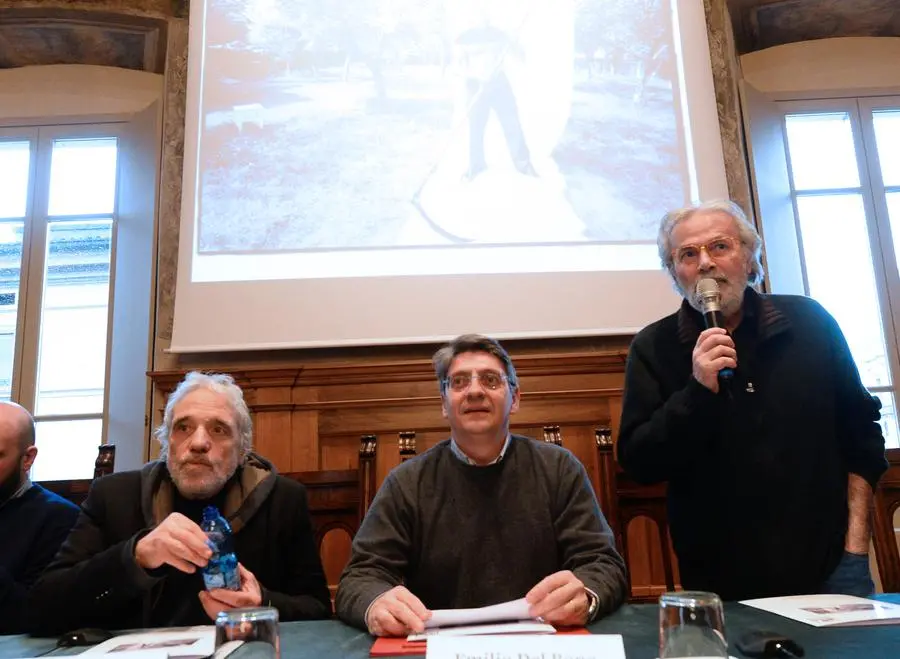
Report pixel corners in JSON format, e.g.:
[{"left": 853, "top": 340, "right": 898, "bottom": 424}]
[{"left": 369, "top": 628, "right": 590, "bottom": 657}]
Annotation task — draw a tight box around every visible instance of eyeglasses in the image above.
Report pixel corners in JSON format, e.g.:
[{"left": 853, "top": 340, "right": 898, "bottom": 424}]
[
  {"left": 673, "top": 236, "right": 740, "bottom": 266},
  {"left": 444, "top": 371, "right": 509, "bottom": 392}
]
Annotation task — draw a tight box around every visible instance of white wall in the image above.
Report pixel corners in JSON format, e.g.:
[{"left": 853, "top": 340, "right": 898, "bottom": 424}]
[
  {"left": 740, "top": 36, "right": 900, "bottom": 95},
  {"left": 0, "top": 64, "right": 162, "bottom": 120}
]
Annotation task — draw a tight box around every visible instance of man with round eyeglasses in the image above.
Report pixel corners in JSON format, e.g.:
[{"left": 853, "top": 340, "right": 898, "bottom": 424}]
[
  {"left": 617, "top": 199, "right": 887, "bottom": 601},
  {"left": 336, "top": 334, "right": 628, "bottom": 636}
]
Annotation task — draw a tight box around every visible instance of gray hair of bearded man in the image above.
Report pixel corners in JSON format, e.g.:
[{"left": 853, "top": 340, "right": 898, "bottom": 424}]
[
  {"left": 657, "top": 199, "right": 765, "bottom": 287},
  {"left": 154, "top": 371, "right": 253, "bottom": 458}
]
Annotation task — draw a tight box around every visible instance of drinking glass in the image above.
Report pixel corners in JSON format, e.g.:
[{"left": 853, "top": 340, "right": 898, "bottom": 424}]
[
  {"left": 659, "top": 591, "right": 728, "bottom": 658},
  {"left": 215, "top": 606, "right": 280, "bottom": 659}
]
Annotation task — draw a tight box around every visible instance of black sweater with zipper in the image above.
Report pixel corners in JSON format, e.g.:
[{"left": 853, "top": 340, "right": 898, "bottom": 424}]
[{"left": 617, "top": 289, "right": 887, "bottom": 600}]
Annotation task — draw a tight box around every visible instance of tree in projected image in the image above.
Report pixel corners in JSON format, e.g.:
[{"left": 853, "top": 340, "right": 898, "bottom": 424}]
[
  {"left": 575, "top": 0, "right": 666, "bottom": 78},
  {"left": 230, "top": 0, "right": 448, "bottom": 95}
]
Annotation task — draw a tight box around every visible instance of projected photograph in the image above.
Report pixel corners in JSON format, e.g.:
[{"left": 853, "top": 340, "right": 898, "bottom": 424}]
[{"left": 197, "top": 0, "right": 687, "bottom": 252}]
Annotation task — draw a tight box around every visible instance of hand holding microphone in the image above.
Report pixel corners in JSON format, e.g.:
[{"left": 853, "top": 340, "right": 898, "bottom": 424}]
[{"left": 692, "top": 279, "right": 737, "bottom": 393}]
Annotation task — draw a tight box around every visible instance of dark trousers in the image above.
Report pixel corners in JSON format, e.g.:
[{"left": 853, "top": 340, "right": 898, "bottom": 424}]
[
  {"left": 465, "top": 72, "right": 531, "bottom": 175},
  {"left": 821, "top": 551, "right": 875, "bottom": 597}
]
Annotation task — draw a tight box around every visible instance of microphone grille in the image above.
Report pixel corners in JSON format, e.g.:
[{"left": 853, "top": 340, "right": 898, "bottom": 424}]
[
  {"left": 695, "top": 278, "right": 721, "bottom": 311},
  {"left": 696, "top": 278, "right": 720, "bottom": 298}
]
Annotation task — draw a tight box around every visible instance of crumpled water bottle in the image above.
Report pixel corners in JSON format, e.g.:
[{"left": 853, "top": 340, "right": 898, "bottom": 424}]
[{"left": 200, "top": 505, "right": 240, "bottom": 591}]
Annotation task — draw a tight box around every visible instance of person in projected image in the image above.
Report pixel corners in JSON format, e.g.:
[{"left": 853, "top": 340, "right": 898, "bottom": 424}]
[
  {"left": 0, "top": 402, "right": 79, "bottom": 634},
  {"left": 455, "top": 21, "right": 537, "bottom": 181},
  {"left": 27, "top": 372, "right": 331, "bottom": 634},
  {"left": 335, "top": 334, "right": 628, "bottom": 637},
  {"left": 617, "top": 199, "right": 888, "bottom": 601}
]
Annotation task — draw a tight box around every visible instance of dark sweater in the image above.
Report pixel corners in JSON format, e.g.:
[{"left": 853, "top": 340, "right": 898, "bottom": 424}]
[
  {"left": 0, "top": 484, "right": 79, "bottom": 634},
  {"left": 146, "top": 478, "right": 230, "bottom": 628},
  {"left": 617, "top": 290, "right": 887, "bottom": 600},
  {"left": 28, "top": 454, "right": 331, "bottom": 634},
  {"left": 335, "top": 435, "right": 628, "bottom": 630}
]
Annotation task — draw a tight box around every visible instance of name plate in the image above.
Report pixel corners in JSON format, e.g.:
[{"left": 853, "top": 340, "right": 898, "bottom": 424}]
[{"left": 426, "top": 634, "right": 625, "bottom": 659}]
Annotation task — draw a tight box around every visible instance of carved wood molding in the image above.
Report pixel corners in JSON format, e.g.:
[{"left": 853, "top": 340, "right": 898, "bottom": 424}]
[
  {"left": 148, "top": 351, "right": 629, "bottom": 393},
  {"left": 247, "top": 388, "right": 624, "bottom": 414}
]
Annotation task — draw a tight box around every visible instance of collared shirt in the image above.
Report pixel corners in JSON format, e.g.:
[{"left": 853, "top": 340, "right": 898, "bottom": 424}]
[
  {"left": 13, "top": 478, "right": 32, "bottom": 499},
  {"left": 449, "top": 434, "right": 512, "bottom": 466}
]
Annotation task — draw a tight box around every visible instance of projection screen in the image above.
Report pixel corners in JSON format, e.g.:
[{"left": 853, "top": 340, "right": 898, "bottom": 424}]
[{"left": 171, "top": 0, "right": 728, "bottom": 351}]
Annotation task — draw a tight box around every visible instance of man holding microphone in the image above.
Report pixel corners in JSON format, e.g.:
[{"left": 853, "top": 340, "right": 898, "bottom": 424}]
[{"left": 617, "top": 200, "right": 887, "bottom": 600}]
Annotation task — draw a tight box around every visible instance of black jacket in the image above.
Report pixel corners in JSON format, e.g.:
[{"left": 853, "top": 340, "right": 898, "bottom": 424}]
[
  {"left": 28, "top": 454, "right": 331, "bottom": 634},
  {"left": 617, "top": 289, "right": 887, "bottom": 600}
]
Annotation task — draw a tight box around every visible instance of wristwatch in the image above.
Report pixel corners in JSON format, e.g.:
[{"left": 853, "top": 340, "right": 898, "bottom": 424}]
[{"left": 585, "top": 588, "right": 599, "bottom": 623}]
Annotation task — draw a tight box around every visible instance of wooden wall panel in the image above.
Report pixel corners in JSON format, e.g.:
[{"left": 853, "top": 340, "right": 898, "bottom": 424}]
[
  {"left": 319, "top": 436, "right": 360, "bottom": 472},
  {"left": 321, "top": 528, "right": 352, "bottom": 599},
  {"left": 376, "top": 433, "right": 400, "bottom": 487},
  {"left": 149, "top": 349, "right": 675, "bottom": 600},
  {"left": 562, "top": 425, "right": 600, "bottom": 488},
  {"left": 253, "top": 410, "right": 293, "bottom": 470},
  {"left": 627, "top": 518, "right": 663, "bottom": 599},
  {"left": 625, "top": 517, "right": 682, "bottom": 599},
  {"left": 290, "top": 386, "right": 320, "bottom": 471}
]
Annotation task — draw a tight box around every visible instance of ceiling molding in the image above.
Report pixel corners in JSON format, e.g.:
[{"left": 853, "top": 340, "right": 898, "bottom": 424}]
[
  {"left": 0, "top": 7, "right": 168, "bottom": 73},
  {"left": 728, "top": 0, "right": 900, "bottom": 54}
]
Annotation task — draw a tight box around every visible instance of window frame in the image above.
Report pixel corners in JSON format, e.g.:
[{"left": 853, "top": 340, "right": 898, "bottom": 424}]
[
  {"left": 17, "top": 124, "right": 125, "bottom": 440},
  {"left": 0, "top": 109, "right": 158, "bottom": 477},
  {"left": 775, "top": 97, "right": 900, "bottom": 406}
]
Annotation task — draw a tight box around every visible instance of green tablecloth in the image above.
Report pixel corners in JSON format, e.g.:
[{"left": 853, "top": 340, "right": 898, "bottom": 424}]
[{"left": 3, "top": 602, "right": 900, "bottom": 659}]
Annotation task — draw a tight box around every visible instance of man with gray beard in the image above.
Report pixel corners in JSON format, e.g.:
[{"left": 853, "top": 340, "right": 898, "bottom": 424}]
[
  {"left": 29, "top": 372, "right": 330, "bottom": 634},
  {"left": 617, "top": 200, "right": 887, "bottom": 601}
]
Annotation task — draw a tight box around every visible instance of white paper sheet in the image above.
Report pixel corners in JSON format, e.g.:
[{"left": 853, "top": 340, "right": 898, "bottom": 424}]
[
  {"left": 740, "top": 594, "right": 900, "bottom": 627},
  {"left": 426, "top": 634, "right": 626, "bottom": 659},
  {"left": 81, "top": 627, "right": 216, "bottom": 658},
  {"left": 408, "top": 621, "right": 555, "bottom": 641},
  {"left": 424, "top": 597, "right": 534, "bottom": 629}
]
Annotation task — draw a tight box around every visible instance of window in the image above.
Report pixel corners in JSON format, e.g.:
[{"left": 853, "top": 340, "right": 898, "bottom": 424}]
[
  {"left": 760, "top": 96, "right": 900, "bottom": 448},
  {"left": 0, "top": 127, "right": 121, "bottom": 479}
]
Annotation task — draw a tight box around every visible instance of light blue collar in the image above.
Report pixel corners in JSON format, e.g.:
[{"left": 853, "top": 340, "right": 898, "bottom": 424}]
[{"left": 449, "top": 434, "right": 511, "bottom": 466}]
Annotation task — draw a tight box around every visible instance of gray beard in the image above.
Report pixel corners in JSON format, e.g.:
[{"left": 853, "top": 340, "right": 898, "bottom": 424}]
[
  {"left": 166, "top": 454, "right": 239, "bottom": 500},
  {"left": 682, "top": 278, "right": 748, "bottom": 318}
]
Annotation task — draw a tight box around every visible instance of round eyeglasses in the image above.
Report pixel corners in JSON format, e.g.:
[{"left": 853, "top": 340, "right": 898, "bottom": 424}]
[
  {"left": 443, "top": 371, "right": 509, "bottom": 392},
  {"left": 673, "top": 236, "right": 739, "bottom": 267}
]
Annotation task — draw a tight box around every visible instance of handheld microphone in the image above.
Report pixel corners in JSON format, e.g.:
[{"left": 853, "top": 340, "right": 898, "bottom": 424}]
[{"left": 696, "top": 278, "right": 734, "bottom": 381}]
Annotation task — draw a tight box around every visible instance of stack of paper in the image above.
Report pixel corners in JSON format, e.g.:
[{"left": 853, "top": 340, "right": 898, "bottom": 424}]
[
  {"left": 417, "top": 597, "right": 552, "bottom": 636},
  {"left": 370, "top": 598, "right": 589, "bottom": 657}
]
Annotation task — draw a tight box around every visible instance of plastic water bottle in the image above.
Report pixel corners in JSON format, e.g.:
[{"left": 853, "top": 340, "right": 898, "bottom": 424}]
[{"left": 200, "top": 506, "right": 240, "bottom": 590}]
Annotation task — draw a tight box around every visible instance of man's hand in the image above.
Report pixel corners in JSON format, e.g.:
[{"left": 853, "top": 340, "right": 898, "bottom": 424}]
[
  {"left": 526, "top": 571, "right": 589, "bottom": 627},
  {"left": 198, "top": 564, "right": 263, "bottom": 621},
  {"left": 134, "top": 512, "right": 212, "bottom": 573},
  {"left": 692, "top": 327, "right": 737, "bottom": 393},
  {"left": 365, "top": 586, "right": 431, "bottom": 637}
]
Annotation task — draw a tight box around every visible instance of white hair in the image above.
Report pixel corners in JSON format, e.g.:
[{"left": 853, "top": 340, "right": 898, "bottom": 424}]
[
  {"left": 657, "top": 199, "right": 765, "bottom": 286},
  {"left": 154, "top": 371, "right": 253, "bottom": 457}
]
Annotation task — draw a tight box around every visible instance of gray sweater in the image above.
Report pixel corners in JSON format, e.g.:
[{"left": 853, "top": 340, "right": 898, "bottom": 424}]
[{"left": 335, "top": 435, "right": 628, "bottom": 629}]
